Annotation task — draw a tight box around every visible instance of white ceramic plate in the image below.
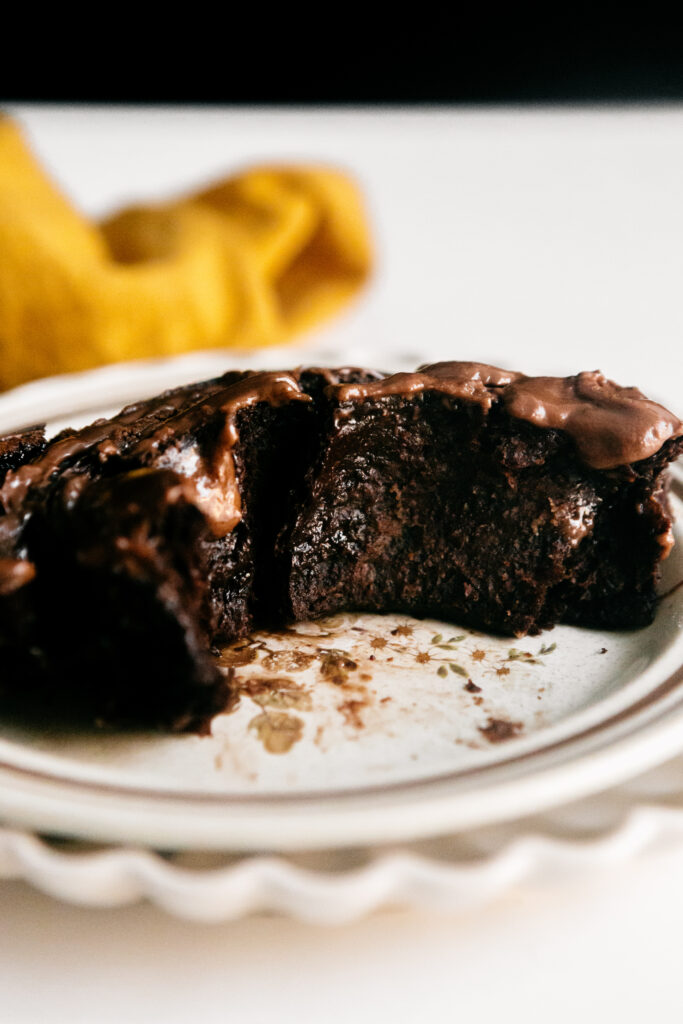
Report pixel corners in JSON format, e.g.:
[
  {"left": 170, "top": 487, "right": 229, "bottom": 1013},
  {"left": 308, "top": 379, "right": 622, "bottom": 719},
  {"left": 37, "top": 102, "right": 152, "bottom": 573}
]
[
  {"left": 6, "top": 752, "right": 683, "bottom": 922},
  {"left": 0, "top": 352, "right": 681, "bottom": 852}
]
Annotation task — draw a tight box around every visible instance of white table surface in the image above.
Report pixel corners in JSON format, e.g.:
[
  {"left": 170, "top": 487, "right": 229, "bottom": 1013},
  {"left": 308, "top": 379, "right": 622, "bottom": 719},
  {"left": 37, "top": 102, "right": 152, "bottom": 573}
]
[{"left": 1, "top": 103, "right": 683, "bottom": 1023}]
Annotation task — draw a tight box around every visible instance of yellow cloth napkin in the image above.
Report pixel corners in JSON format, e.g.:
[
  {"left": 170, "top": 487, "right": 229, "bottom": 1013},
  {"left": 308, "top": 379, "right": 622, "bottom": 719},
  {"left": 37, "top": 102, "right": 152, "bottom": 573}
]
[{"left": 0, "top": 116, "right": 372, "bottom": 391}]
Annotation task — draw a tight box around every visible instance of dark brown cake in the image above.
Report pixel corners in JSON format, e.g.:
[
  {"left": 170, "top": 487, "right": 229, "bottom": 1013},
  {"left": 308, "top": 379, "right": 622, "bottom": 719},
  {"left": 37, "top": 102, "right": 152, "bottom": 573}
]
[{"left": 0, "top": 361, "right": 680, "bottom": 730}]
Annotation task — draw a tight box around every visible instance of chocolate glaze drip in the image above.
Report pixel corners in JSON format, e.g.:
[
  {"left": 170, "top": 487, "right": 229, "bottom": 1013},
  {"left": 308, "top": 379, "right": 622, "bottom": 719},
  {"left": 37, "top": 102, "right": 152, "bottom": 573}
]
[
  {"left": 123, "top": 369, "right": 377, "bottom": 536},
  {"left": 0, "top": 360, "right": 680, "bottom": 554},
  {"left": 334, "top": 361, "right": 522, "bottom": 411},
  {"left": 142, "top": 372, "right": 311, "bottom": 536},
  {"left": 0, "top": 377, "right": 231, "bottom": 514},
  {"left": 0, "top": 557, "right": 35, "bottom": 596},
  {"left": 419, "top": 361, "right": 522, "bottom": 387},
  {"left": 0, "top": 369, "right": 313, "bottom": 543},
  {"left": 333, "top": 361, "right": 682, "bottom": 469},
  {"left": 503, "top": 371, "right": 683, "bottom": 469}
]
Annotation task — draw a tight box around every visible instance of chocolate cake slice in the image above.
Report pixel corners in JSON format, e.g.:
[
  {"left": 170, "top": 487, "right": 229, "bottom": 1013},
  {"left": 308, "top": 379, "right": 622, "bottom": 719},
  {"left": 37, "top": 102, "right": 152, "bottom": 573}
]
[
  {"left": 285, "top": 365, "right": 683, "bottom": 635},
  {"left": 0, "top": 361, "right": 680, "bottom": 731}
]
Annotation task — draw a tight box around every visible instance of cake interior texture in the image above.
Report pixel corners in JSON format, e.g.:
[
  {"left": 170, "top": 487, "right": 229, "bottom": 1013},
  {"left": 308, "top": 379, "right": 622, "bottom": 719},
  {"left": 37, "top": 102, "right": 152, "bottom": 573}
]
[{"left": 0, "top": 361, "right": 680, "bottom": 730}]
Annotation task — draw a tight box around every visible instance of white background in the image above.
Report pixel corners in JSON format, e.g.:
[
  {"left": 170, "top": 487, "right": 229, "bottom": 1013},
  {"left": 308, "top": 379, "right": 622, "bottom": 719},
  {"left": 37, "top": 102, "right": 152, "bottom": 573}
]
[{"left": 1, "top": 104, "right": 683, "bottom": 1022}]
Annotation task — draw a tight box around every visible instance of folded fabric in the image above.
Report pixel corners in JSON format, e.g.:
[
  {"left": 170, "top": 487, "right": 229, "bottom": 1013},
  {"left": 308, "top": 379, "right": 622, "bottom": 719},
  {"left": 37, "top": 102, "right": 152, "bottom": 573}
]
[{"left": 0, "top": 116, "right": 373, "bottom": 391}]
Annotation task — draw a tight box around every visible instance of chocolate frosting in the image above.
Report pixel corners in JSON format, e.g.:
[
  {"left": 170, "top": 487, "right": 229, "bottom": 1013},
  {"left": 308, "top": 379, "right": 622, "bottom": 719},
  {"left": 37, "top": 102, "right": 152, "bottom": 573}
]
[
  {"left": 502, "top": 371, "right": 683, "bottom": 469},
  {"left": 0, "top": 360, "right": 680, "bottom": 560},
  {"left": 0, "top": 557, "right": 35, "bottom": 596},
  {"left": 147, "top": 372, "right": 311, "bottom": 536},
  {"left": 333, "top": 362, "right": 682, "bottom": 469},
  {"left": 0, "top": 358, "right": 680, "bottom": 619},
  {"left": 0, "top": 382, "right": 219, "bottom": 514},
  {"left": 334, "top": 361, "right": 521, "bottom": 411}
]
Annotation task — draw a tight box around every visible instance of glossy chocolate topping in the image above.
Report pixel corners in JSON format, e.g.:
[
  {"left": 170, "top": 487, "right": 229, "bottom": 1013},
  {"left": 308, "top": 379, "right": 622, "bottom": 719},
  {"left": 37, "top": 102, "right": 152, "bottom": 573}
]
[
  {"left": 0, "top": 379, "right": 228, "bottom": 514},
  {"left": 0, "top": 556, "right": 35, "bottom": 596},
  {"left": 0, "top": 361, "right": 680, "bottom": 548},
  {"left": 503, "top": 371, "right": 683, "bottom": 469},
  {"left": 333, "top": 361, "right": 682, "bottom": 469},
  {"left": 148, "top": 372, "right": 311, "bottom": 536},
  {"left": 334, "top": 361, "right": 522, "bottom": 411}
]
